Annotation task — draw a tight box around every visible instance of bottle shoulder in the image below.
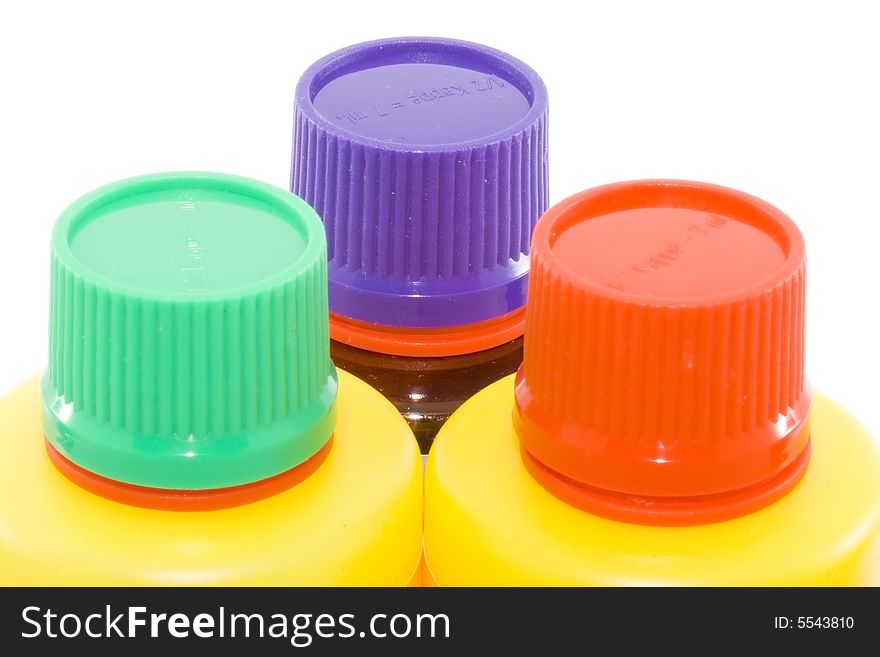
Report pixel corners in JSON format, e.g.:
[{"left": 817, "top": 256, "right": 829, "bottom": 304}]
[
  {"left": 0, "top": 371, "right": 423, "bottom": 585},
  {"left": 425, "top": 376, "right": 880, "bottom": 585}
]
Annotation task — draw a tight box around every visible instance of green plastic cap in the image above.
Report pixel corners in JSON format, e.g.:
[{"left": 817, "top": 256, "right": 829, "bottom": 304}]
[{"left": 41, "top": 172, "right": 337, "bottom": 490}]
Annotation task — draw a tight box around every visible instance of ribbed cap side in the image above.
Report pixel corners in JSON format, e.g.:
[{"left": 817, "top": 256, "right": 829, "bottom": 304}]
[
  {"left": 293, "top": 108, "right": 547, "bottom": 282},
  {"left": 47, "top": 249, "right": 331, "bottom": 440}
]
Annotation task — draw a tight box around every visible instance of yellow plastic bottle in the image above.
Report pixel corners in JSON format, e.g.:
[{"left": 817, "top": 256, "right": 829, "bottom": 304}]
[
  {"left": 424, "top": 180, "right": 880, "bottom": 585},
  {"left": 0, "top": 172, "right": 423, "bottom": 585}
]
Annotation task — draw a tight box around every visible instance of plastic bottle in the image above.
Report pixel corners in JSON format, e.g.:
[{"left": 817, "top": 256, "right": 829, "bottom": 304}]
[
  {"left": 0, "top": 172, "right": 423, "bottom": 585},
  {"left": 291, "top": 37, "right": 549, "bottom": 453},
  {"left": 424, "top": 180, "right": 880, "bottom": 585}
]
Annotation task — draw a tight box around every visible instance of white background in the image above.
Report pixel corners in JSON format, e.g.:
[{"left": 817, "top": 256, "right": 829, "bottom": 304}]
[{"left": 1, "top": 1, "right": 878, "bottom": 440}]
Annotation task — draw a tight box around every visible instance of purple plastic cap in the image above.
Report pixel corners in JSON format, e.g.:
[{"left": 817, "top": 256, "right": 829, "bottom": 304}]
[{"left": 291, "top": 37, "right": 549, "bottom": 329}]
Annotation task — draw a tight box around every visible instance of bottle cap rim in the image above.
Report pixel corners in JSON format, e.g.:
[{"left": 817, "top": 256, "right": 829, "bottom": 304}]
[{"left": 296, "top": 36, "right": 548, "bottom": 152}]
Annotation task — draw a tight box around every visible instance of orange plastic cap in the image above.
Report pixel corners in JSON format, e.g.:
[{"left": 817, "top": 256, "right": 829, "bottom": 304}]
[{"left": 514, "top": 180, "right": 810, "bottom": 525}]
